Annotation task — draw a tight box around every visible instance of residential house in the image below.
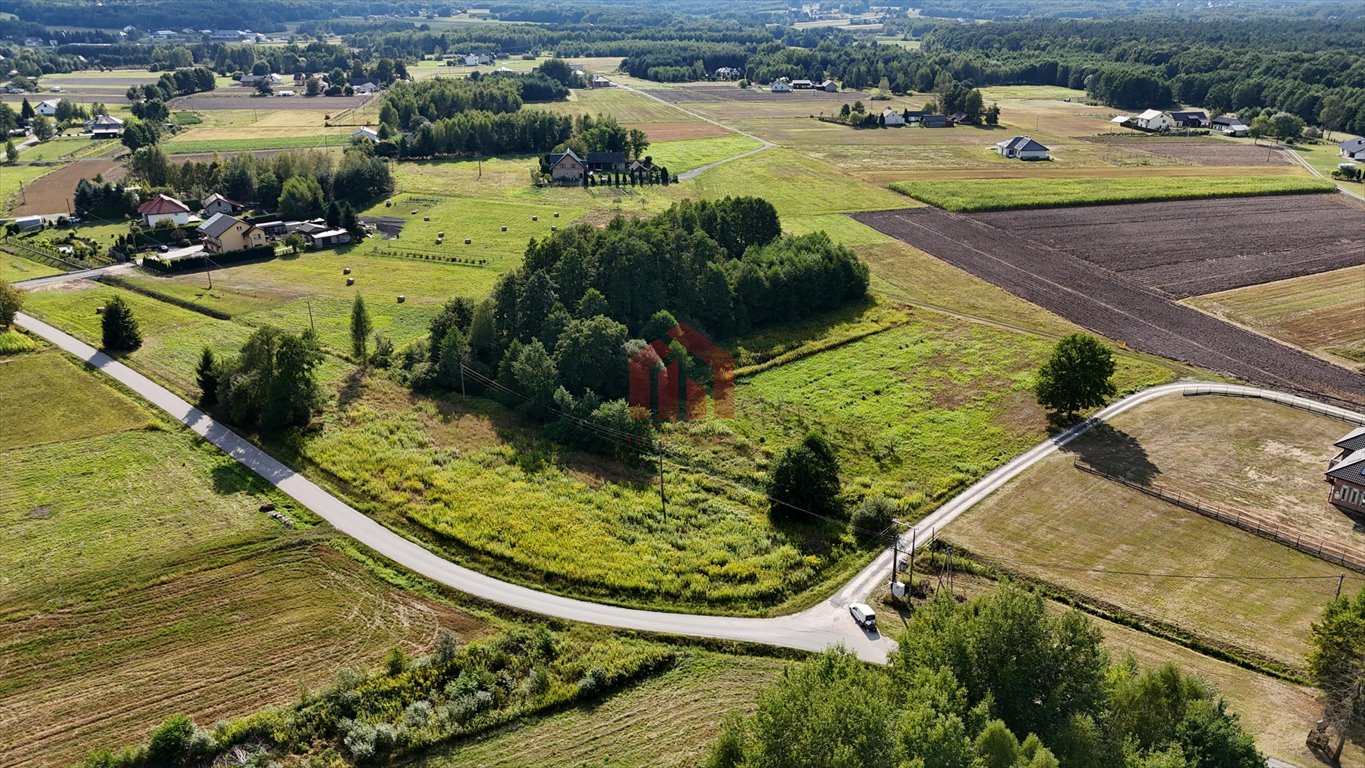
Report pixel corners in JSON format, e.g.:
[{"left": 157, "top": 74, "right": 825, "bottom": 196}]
[
  {"left": 137, "top": 194, "right": 191, "bottom": 226},
  {"left": 198, "top": 212, "right": 266, "bottom": 253},
  {"left": 1327, "top": 427, "right": 1365, "bottom": 515},
  {"left": 920, "top": 114, "right": 949, "bottom": 128},
  {"left": 307, "top": 228, "right": 352, "bottom": 249},
  {"left": 85, "top": 114, "right": 125, "bottom": 138},
  {"left": 463, "top": 53, "right": 481, "bottom": 66},
  {"left": 1135, "top": 109, "right": 1173, "bottom": 131},
  {"left": 545, "top": 148, "right": 589, "bottom": 182},
  {"left": 591, "top": 75, "right": 613, "bottom": 88},
  {"left": 201, "top": 193, "right": 245, "bottom": 217},
  {"left": 352, "top": 126, "right": 380, "bottom": 143},
  {"left": 349, "top": 78, "right": 383, "bottom": 91},
  {"left": 586, "top": 152, "right": 628, "bottom": 172},
  {"left": 714, "top": 67, "right": 740, "bottom": 80},
  {"left": 351, "top": 82, "right": 379, "bottom": 95},
  {"left": 36, "top": 99, "right": 61, "bottom": 117},
  {"left": 995, "top": 136, "right": 1051, "bottom": 160},
  {"left": 770, "top": 80, "right": 792, "bottom": 93},
  {"left": 255, "top": 220, "right": 288, "bottom": 238},
  {"left": 239, "top": 73, "right": 282, "bottom": 86},
  {"left": 791, "top": 79, "right": 814, "bottom": 90},
  {"left": 819, "top": 80, "right": 838, "bottom": 92},
  {"left": 880, "top": 108, "right": 906, "bottom": 126},
  {"left": 1339, "top": 138, "right": 1365, "bottom": 161},
  {"left": 1210, "top": 114, "right": 1249, "bottom": 136},
  {"left": 1168, "top": 110, "right": 1208, "bottom": 128}
]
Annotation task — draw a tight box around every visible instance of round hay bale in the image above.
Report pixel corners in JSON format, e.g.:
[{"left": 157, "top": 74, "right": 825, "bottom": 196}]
[
  {"left": 464, "top": 238, "right": 472, "bottom": 244},
  {"left": 385, "top": 200, "right": 392, "bottom": 207},
  {"left": 554, "top": 212, "right": 560, "bottom": 218},
  {"left": 343, "top": 267, "right": 351, "bottom": 274},
  {"left": 410, "top": 209, "right": 419, "bottom": 215},
  {"left": 500, "top": 226, "right": 507, "bottom": 232},
  {"left": 424, "top": 216, "right": 430, "bottom": 222},
  {"left": 437, "top": 231, "right": 444, "bottom": 238},
  {"left": 397, "top": 295, "right": 406, "bottom": 303},
  {"left": 95, "top": 306, "right": 105, "bottom": 314},
  {"left": 531, "top": 215, "right": 538, "bottom": 221},
  {"left": 346, "top": 277, "right": 355, "bottom": 286}
]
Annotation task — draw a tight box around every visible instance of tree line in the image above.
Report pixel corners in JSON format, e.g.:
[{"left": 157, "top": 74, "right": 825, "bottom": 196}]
[{"left": 399, "top": 197, "right": 868, "bottom": 455}]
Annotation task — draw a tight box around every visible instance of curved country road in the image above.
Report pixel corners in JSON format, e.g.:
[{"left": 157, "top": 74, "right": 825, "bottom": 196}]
[{"left": 14, "top": 307, "right": 1365, "bottom": 668}]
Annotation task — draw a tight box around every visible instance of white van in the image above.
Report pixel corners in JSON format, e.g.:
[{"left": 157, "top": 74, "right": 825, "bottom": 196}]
[{"left": 849, "top": 602, "right": 876, "bottom": 630}]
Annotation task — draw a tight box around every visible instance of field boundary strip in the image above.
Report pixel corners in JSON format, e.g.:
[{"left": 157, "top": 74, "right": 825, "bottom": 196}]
[{"left": 1073, "top": 460, "right": 1365, "bottom": 575}]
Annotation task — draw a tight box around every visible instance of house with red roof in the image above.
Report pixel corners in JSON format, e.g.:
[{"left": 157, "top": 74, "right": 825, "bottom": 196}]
[{"left": 137, "top": 194, "right": 191, "bottom": 227}]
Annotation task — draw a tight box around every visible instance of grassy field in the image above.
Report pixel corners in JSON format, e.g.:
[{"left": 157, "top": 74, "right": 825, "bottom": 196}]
[
  {"left": 0, "top": 351, "right": 148, "bottom": 451},
  {"left": 16, "top": 138, "right": 97, "bottom": 162},
  {"left": 0, "top": 164, "right": 57, "bottom": 213},
  {"left": 420, "top": 653, "right": 785, "bottom": 768},
  {"left": 891, "top": 174, "right": 1336, "bottom": 211},
  {"left": 0, "top": 253, "right": 62, "bottom": 283},
  {"left": 1072, "top": 393, "right": 1365, "bottom": 546},
  {"left": 647, "top": 134, "right": 764, "bottom": 172},
  {"left": 682, "top": 148, "right": 911, "bottom": 219},
  {"left": 1292, "top": 138, "right": 1365, "bottom": 194},
  {"left": 163, "top": 134, "right": 351, "bottom": 153},
  {"left": 1187, "top": 265, "right": 1365, "bottom": 366},
  {"left": 947, "top": 422, "right": 1363, "bottom": 669},
  {"left": 116, "top": 248, "right": 502, "bottom": 355},
  {"left": 0, "top": 348, "right": 490, "bottom": 768}
]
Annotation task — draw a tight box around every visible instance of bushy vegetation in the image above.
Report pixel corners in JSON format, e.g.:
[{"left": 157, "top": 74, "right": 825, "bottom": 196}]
[
  {"left": 80, "top": 627, "right": 675, "bottom": 768},
  {"left": 1308, "top": 586, "right": 1365, "bottom": 761},
  {"left": 0, "top": 279, "right": 22, "bottom": 329},
  {"left": 202, "top": 326, "right": 326, "bottom": 431},
  {"left": 709, "top": 586, "right": 1264, "bottom": 768}
]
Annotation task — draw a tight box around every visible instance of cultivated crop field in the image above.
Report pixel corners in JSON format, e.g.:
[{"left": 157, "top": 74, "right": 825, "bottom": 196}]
[
  {"left": 1081, "top": 136, "right": 1297, "bottom": 166},
  {"left": 972, "top": 194, "right": 1365, "bottom": 296},
  {"left": 890, "top": 174, "right": 1333, "bottom": 213},
  {"left": 1187, "top": 265, "right": 1365, "bottom": 366},
  {"left": 9, "top": 158, "right": 127, "bottom": 217},
  {"left": 854, "top": 205, "right": 1365, "bottom": 403}
]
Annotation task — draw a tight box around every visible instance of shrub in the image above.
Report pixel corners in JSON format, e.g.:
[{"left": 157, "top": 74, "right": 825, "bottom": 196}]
[
  {"left": 577, "top": 666, "right": 608, "bottom": 696},
  {"left": 851, "top": 496, "right": 898, "bottom": 546}
]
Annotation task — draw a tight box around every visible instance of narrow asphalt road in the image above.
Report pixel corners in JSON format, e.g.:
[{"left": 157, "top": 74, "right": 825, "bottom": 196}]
[
  {"left": 18, "top": 304, "right": 1365, "bottom": 670},
  {"left": 611, "top": 83, "right": 776, "bottom": 180}
]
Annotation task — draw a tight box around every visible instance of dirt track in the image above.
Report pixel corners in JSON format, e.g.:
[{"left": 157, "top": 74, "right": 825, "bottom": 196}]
[
  {"left": 972, "top": 196, "right": 1365, "bottom": 297},
  {"left": 853, "top": 204, "right": 1365, "bottom": 404}
]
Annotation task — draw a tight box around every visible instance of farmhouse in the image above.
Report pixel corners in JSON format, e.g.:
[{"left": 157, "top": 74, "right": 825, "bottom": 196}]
[
  {"left": 545, "top": 148, "right": 589, "bottom": 182},
  {"left": 1211, "top": 114, "right": 1250, "bottom": 136},
  {"left": 714, "top": 67, "right": 740, "bottom": 80},
  {"left": 36, "top": 99, "right": 61, "bottom": 117},
  {"left": 591, "top": 75, "right": 613, "bottom": 88},
  {"left": 995, "top": 136, "right": 1051, "bottom": 160},
  {"left": 1339, "top": 137, "right": 1365, "bottom": 161},
  {"left": 137, "top": 194, "right": 191, "bottom": 226},
  {"left": 85, "top": 113, "right": 125, "bottom": 138},
  {"left": 920, "top": 114, "right": 949, "bottom": 128},
  {"left": 1168, "top": 110, "right": 1208, "bottom": 128},
  {"left": 201, "top": 193, "right": 245, "bottom": 217},
  {"left": 198, "top": 213, "right": 266, "bottom": 254},
  {"left": 791, "top": 79, "right": 814, "bottom": 90},
  {"left": 586, "top": 151, "right": 628, "bottom": 172},
  {"left": 239, "top": 73, "right": 282, "bottom": 86},
  {"left": 352, "top": 126, "right": 380, "bottom": 143},
  {"left": 881, "top": 108, "right": 906, "bottom": 126},
  {"left": 770, "top": 80, "right": 792, "bottom": 93},
  {"left": 1135, "top": 109, "right": 1173, "bottom": 131},
  {"left": 1327, "top": 427, "right": 1365, "bottom": 515}
]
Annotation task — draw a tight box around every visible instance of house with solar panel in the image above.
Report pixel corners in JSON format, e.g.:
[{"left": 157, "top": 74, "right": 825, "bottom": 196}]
[{"left": 1327, "top": 426, "right": 1365, "bottom": 514}]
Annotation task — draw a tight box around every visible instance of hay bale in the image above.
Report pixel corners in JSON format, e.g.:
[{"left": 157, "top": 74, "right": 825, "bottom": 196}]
[
  {"left": 464, "top": 238, "right": 471, "bottom": 244},
  {"left": 343, "top": 267, "right": 351, "bottom": 274},
  {"left": 437, "top": 231, "right": 444, "bottom": 238},
  {"left": 346, "top": 277, "right": 355, "bottom": 286},
  {"left": 410, "top": 209, "right": 419, "bottom": 215},
  {"left": 531, "top": 215, "right": 538, "bottom": 221},
  {"left": 397, "top": 295, "right": 406, "bottom": 303},
  {"left": 500, "top": 226, "right": 507, "bottom": 232},
  {"left": 424, "top": 216, "right": 430, "bottom": 221},
  {"left": 554, "top": 212, "right": 560, "bottom": 218},
  {"left": 550, "top": 226, "right": 557, "bottom": 232},
  {"left": 95, "top": 306, "right": 105, "bottom": 314}
]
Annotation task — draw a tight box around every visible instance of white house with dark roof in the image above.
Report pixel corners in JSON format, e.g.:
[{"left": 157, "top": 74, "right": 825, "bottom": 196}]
[
  {"left": 996, "top": 136, "right": 1051, "bottom": 160},
  {"left": 1134, "top": 109, "right": 1173, "bottom": 131},
  {"left": 1327, "top": 427, "right": 1365, "bottom": 515},
  {"left": 1340, "top": 137, "right": 1365, "bottom": 161}
]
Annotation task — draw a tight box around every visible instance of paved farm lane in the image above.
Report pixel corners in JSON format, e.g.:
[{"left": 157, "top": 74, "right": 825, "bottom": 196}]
[{"left": 853, "top": 207, "right": 1365, "bottom": 405}]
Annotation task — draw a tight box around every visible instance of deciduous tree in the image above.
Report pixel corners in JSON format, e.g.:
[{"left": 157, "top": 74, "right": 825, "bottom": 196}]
[
  {"left": 0, "top": 279, "right": 23, "bottom": 328},
  {"left": 767, "top": 431, "right": 842, "bottom": 521},
  {"left": 1034, "top": 333, "right": 1116, "bottom": 418},
  {"left": 1309, "top": 586, "right": 1365, "bottom": 763}
]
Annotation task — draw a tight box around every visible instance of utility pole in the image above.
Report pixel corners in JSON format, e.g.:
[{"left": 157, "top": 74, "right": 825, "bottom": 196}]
[
  {"left": 459, "top": 361, "right": 466, "bottom": 397},
  {"left": 1337, "top": 573, "right": 1346, "bottom": 599},
  {"left": 908, "top": 526, "right": 917, "bottom": 594},
  {"left": 306, "top": 299, "right": 315, "bottom": 333},
  {"left": 656, "top": 443, "right": 667, "bottom": 517}
]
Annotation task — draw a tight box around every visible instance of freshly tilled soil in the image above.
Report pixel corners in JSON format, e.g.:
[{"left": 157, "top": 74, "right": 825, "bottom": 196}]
[{"left": 853, "top": 202, "right": 1365, "bottom": 404}]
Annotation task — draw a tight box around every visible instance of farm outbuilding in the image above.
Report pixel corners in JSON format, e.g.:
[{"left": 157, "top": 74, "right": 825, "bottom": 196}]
[{"left": 1339, "top": 137, "right": 1365, "bottom": 161}]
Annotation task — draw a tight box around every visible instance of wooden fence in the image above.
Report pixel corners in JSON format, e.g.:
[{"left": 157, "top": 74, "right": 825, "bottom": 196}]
[{"left": 1074, "top": 460, "right": 1365, "bottom": 575}]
